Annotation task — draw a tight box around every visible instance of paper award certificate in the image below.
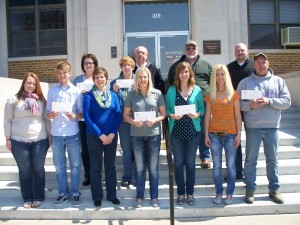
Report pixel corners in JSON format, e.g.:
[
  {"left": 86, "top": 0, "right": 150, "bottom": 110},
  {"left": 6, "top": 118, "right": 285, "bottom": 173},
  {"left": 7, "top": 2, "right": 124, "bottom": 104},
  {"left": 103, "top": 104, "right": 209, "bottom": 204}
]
[
  {"left": 76, "top": 83, "right": 93, "bottom": 92},
  {"left": 52, "top": 102, "right": 73, "bottom": 112},
  {"left": 241, "top": 90, "right": 263, "bottom": 100},
  {"left": 116, "top": 79, "right": 134, "bottom": 88},
  {"left": 175, "top": 104, "right": 196, "bottom": 115},
  {"left": 134, "top": 111, "right": 156, "bottom": 121}
]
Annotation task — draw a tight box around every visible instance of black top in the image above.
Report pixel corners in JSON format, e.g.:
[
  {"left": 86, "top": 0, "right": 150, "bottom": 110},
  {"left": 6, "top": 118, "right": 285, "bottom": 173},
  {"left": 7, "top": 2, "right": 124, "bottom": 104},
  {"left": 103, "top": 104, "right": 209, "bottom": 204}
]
[
  {"left": 227, "top": 58, "right": 253, "bottom": 90},
  {"left": 172, "top": 90, "right": 197, "bottom": 140}
]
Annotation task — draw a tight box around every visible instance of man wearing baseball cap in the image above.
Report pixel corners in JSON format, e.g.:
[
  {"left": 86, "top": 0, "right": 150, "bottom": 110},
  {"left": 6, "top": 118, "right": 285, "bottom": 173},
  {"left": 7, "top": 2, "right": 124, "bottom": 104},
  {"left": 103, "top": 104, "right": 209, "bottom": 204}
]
[
  {"left": 237, "top": 53, "right": 291, "bottom": 204},
  {"left": 167, "top": 40, "right": 212, "bottom": 169}
]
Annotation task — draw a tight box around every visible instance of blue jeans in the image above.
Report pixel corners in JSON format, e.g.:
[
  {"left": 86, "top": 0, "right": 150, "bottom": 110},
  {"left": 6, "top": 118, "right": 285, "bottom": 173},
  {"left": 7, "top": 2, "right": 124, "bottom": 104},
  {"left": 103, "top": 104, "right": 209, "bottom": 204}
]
[
  {"left": 119, "top": 121, "right": 136, "bottom": 182},
  {"left": 244, "top": 128, "right": 280, "bottom": 192},
  {"left": 235, "top": 144, "right": 243, "bottom": 178},
  {"left": 87, "top": 134, "right": 118, "bottom": 201},
  {"left": 171, "top": 133, "right": 200, "bottom": 196},
  {"left": 209, "top": 133, "right": 237, "bottom": 196},
  {"left": 199, "top": 108, "right": 211, "bottom": 160},
  {"left": 11, "top": 138, "right": 48, "bottom": 202},
  {"left": 78, "top": 121, "right": 90, "bottom": 180},
  {"left": 52, "top": 133, "right": 81, "bottom": 197},
  {"left": 132, "top": 135, "right": 161, "bottom": 199}
]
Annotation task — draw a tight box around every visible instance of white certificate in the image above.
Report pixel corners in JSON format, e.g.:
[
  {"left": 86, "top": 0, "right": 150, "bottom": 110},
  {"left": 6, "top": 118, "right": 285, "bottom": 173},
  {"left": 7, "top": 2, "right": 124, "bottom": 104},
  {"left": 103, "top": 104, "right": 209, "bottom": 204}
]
[
  {"left": 241, "top": 90, "right": 263, "bottom": 100},
  {"left": 134, "top": 111, "right": 156, "bottom": 121},
  {"left": 77, "top": 83, "right": 93, "bottom": 92},
  {"left": 175, "top": 104, "right": 196, "bottom": 115},
  {"left": 116, "top": 79, "right": 134, "bottom": 88},
  {"left": 52, "top": 102, "right": 73, "bottom": 112}
]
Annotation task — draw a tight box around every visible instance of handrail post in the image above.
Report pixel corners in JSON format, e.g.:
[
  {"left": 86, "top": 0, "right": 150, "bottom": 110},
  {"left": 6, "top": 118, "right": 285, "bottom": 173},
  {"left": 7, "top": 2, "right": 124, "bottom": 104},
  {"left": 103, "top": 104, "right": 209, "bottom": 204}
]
[{"left": 163, "top": 119, "right": 175, "bottom": 225}]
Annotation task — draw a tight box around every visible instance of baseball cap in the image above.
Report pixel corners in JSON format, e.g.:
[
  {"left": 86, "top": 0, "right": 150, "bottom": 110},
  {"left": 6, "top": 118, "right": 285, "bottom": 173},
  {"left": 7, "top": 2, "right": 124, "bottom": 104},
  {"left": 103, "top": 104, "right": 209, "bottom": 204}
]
[
  {"left": 254, "top": 53, "right": 268, "bottom": 61},
  {"left": 185, "top": 40, "right": 197, "bottom": 49}
]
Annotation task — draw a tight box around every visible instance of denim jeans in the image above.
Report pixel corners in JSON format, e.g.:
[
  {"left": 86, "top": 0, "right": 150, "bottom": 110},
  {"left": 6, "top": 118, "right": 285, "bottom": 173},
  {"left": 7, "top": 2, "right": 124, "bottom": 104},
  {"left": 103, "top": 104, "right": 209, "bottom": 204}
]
[
  {"left": 199, "top": 108, "right": 211, "bottom": 160},
  {"left": 171, "top": 132, "right": 200, "bottom": 196},
  {"left": 87, "top": 134, "right": 118, "bottom": 201},
  {"left": 52, "top": 133, "right": 81, "bottom": 197},
  {"left": 11, "top": 138, "right": 48, "bottom": 202},
  {"left": 244, "top": 128, "right": 280, "bottom": 192},
  {"left": 209, "top": 133, "right": 237, "bottom": 196},
  {"left": 78, "top": 121, "right": 90, "bottom": 180},
  {"left": 235, "top": 144, "right": 243, "bottom": 178},
  {"left": 119, "top": 121, "right": 136, "bottom": 182},
  {"left": 132, "top": 135, "right": 161, "bottom": 199}
]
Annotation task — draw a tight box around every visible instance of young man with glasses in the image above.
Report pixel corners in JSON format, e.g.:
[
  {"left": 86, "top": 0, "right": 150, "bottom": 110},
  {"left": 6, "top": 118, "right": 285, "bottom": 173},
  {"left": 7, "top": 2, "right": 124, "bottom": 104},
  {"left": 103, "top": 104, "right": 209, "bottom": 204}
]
[{"left": 168, "top": 40, "right": 212, "bottom": 169}]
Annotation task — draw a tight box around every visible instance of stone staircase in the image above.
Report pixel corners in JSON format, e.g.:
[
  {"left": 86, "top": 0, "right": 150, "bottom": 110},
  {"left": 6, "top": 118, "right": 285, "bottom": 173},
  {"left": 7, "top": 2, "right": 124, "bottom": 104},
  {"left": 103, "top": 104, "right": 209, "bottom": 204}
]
[{"left": 0, "top": 106, "right": 300, "bottom": 220}]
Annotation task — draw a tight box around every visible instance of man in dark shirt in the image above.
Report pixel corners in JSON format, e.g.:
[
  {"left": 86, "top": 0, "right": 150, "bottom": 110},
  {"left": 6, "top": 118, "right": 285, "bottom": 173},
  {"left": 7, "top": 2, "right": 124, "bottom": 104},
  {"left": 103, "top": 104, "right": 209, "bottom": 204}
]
[
  {"left": 133, "top": 46, "right": 165, "bottom": 95},
  {"left": 227, "top": 43, "right": 253, "bottom": 179}
]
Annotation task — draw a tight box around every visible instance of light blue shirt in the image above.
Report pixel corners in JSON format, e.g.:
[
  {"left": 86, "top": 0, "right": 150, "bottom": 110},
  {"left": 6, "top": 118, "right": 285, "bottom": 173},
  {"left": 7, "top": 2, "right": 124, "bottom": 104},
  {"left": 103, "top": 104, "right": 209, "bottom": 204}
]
[{"left": 46, "top": 82, "right": 83, "bottom": 136}]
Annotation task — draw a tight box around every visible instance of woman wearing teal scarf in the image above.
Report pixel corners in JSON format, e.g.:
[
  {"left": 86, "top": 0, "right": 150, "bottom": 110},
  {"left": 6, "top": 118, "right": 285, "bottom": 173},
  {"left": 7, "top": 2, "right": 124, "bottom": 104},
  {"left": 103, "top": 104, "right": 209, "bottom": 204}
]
[{"left": 83, "top": 67, "right": 122, "bottom": 207}]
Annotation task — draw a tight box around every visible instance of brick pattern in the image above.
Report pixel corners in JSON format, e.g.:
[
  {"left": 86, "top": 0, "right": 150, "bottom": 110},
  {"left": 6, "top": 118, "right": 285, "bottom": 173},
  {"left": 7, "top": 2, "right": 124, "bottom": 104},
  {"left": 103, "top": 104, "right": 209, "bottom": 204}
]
[
  {"left": 8, "top": 59, "right": 65, "bottom": 83},
  {"left": 249, "top": 53, "right": 300, "bottom": 75},
  {"left": 7, "top": 53, "right": 300, "bottom": 82}
]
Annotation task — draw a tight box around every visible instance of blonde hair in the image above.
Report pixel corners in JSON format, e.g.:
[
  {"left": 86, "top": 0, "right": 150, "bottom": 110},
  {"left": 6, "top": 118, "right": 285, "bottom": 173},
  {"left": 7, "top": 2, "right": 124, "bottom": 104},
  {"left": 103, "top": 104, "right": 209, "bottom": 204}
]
[
  {"left": 133, "top": 66, "right": 153, "bottom": 96},
  {"left": 56, "top": 61, "right": 71, "bottom": 72},
  {"left": 209, "top": 64, "right": 234, "bottom": 103},
  {"left": 119, "top": 56, "right": 135, "bottom": 69}
]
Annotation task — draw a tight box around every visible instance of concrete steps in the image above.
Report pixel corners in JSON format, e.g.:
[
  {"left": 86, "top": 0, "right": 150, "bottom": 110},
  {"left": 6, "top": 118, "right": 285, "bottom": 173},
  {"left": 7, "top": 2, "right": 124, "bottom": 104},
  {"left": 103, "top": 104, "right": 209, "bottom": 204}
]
[{"left": 0, "top": 106, "right": 300, "bottom": 220}]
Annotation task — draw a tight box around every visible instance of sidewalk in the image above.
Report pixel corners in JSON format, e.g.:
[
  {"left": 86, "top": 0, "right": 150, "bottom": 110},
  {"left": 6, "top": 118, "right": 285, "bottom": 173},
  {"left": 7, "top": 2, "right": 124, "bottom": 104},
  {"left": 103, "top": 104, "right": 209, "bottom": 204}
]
[{"left": 1, "top": 214, "right": 300, "bottom": 225}]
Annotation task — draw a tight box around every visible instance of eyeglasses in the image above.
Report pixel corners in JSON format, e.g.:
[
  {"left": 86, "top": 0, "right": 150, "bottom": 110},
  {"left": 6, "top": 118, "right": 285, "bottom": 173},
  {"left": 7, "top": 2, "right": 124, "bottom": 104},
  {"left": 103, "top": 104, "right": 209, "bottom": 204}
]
[
  {"left": 84, "top": 62, "right": 94, "bottom": 65},
  {"left": 186, "top": 47, "right": 196, "bottom": 51}
]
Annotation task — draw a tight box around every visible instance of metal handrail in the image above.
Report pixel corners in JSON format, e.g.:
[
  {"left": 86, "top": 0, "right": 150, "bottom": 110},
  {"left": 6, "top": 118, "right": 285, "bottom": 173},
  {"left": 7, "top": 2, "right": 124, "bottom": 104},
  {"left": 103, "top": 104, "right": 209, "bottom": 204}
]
[{"left": 162, "top": 118, "right": 175, "bottom": 225}]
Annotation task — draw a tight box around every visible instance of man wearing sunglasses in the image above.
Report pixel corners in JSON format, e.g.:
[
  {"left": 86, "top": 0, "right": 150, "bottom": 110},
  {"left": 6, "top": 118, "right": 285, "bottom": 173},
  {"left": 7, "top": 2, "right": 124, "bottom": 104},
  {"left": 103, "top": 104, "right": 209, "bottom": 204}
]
[{"left": 167, "top": 40, "right": 212, "bottom": 169}]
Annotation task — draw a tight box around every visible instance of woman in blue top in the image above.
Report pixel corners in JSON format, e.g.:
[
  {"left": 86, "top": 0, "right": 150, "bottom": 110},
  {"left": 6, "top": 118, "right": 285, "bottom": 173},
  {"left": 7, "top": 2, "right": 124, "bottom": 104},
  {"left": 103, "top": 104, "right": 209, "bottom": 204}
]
[
  {"left": 83, "top": 67, "right": 122, "bottom": 207},
  {"left": 73, "top": 53, "right": 98, "bottom": 186},
  {"left": 166, "top": 61, "right": 205, "bottom": 205},
  {"left": 110, "top": 56, "right": 136, "bottom": 187}
]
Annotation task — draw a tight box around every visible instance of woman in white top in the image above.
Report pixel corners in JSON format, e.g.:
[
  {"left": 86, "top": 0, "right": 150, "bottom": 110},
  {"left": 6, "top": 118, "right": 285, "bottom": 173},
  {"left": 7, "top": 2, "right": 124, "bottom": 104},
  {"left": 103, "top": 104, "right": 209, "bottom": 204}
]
[{"left": 4, "top": 73, "right": 51, "bottom": 209}]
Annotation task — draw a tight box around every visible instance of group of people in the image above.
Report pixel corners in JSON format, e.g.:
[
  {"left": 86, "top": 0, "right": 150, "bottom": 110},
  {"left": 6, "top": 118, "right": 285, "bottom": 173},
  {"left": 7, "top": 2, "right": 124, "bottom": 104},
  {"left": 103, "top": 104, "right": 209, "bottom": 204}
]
[{"left": 4, "top": 40, "right": 291, "bottom": 210}]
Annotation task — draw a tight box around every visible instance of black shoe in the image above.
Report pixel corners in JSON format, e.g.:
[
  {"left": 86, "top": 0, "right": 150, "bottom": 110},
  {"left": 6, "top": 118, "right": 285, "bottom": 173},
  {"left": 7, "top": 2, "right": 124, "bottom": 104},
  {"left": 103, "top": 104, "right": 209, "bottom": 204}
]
[
  {"left": 94, "top": 200, "right": 101, "bottom": 207},
  {"left": 110, "top": 198, "right": 121, "bottom": 205},
  {"left": 82, "top": 178, "right": 90, "bottom": 186},
  {"left": 121, "top": 181, "right": 130, "bottom": 187}
]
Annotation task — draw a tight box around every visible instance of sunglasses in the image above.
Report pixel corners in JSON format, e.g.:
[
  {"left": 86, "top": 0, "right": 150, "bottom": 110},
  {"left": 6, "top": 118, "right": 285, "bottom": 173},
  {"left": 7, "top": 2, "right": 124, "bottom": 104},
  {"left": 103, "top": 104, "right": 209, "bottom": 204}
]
[{"left": 186, "top": 47, "right": 196, "bottom": 51}]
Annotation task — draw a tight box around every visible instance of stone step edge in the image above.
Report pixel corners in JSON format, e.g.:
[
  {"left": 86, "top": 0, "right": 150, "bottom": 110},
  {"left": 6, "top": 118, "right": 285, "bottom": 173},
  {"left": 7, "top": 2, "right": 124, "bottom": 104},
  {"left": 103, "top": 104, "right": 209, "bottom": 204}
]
[{"left": 0, "top": 193, "right": 300, "bottom": 220}]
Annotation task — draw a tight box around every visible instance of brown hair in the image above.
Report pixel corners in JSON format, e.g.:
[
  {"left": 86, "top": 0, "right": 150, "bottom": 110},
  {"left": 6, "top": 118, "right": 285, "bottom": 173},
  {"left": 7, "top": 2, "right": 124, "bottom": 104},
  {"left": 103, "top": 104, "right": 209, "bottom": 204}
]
[
  {"left": 93, "top": 67, "right": 108, "bottom": 81},
  {"left": 16, "top": 72, "right": 46, "bottom": 105},
  {"left": 81, "top": 53, "right": 98, "bottom": 73},
  {"left": 174, "top": 62, "right": 195, "bottom": 91}
]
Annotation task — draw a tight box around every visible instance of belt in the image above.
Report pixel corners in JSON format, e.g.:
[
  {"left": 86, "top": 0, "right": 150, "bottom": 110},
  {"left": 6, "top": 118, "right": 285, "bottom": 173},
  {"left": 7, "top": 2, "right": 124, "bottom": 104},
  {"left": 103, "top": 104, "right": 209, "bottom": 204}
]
[{"left": 215, "top": 132, "right": 228, "bottom": 137}]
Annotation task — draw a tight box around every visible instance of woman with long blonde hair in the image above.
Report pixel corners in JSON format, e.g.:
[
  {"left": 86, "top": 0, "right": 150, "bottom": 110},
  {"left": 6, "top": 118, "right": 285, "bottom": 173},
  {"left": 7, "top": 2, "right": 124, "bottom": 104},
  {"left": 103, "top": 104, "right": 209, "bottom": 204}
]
[
  {"left": 123, "top": 66, "right": 166, "bottom": 208},
  {"left": 204, "top": 64, "right": 242, "bottom": 205}
]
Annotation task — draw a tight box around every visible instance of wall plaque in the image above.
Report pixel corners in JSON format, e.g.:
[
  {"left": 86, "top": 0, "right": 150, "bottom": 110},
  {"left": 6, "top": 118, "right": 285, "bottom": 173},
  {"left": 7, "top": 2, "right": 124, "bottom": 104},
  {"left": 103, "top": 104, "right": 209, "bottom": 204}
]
[
  {"left": 203, "top": 40, "right": 221, "bottom": 54},
  {"left": 111, "top": 46, "right": 117, "bottom": 58}
]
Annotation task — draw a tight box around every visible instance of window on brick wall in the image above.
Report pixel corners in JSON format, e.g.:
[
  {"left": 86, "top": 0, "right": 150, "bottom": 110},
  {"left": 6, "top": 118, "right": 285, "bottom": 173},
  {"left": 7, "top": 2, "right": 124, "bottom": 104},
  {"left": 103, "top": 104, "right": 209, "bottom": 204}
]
[
  {"left": 7, "top": 0, "right": 66, "bottom": 57},
  {"left": 248, "top": 0, "right": 300, "bottom": 49}
]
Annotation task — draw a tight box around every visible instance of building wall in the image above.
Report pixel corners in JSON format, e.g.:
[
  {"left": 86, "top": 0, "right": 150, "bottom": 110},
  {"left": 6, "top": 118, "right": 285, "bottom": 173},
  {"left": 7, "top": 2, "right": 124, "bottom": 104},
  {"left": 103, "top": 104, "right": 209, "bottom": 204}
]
[
  {"left": 8, "top": 59, "right": 65, "bottom": 83},
  {"left": 1, "top": 0, "right": 300, "bottom": 83},
  {"left": 248, "top": 51, "right": 300, "bottom": 75}
]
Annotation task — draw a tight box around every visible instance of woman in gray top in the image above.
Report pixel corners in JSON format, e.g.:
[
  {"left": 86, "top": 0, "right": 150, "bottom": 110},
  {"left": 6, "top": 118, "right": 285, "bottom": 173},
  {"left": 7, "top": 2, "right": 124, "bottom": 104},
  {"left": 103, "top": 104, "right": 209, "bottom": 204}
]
[
  {"left": 4, "top": 73, "right": 51, "bottom": 209},
  {"left": 124, "top": 67, "right": 166, "bottom": 208}
]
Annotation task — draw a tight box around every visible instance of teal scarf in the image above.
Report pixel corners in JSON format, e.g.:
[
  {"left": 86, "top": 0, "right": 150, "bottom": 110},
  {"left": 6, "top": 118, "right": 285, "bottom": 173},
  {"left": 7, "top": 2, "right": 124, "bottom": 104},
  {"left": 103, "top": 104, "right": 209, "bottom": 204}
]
[{"left": 92, "top": 85, "right": 112, "bottom": 109}]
